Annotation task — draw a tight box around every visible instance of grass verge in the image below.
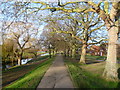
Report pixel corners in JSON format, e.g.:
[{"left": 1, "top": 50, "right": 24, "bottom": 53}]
[
  {"left": 65, "top": 59, "right": 118, "bottom": 88},
  {"left": 2, "top": 55, "right": 49, "bottom": 87},
  {"left": 3, "top": 57, "right": 54, "bottom": 89},
  {"left": 27, "top": 55, "right": 49, "bottom": 63}
]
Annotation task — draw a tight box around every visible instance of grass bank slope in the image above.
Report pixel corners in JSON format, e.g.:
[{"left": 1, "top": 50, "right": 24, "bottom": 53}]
[
  {"left": 2, "top": 56, "right": 49, "bottom": 87},
  {"left": 65, "top": 60, "right": 118, "bottom": 88},
  {"left": 3, "top": 57, "right": 54, "bottom": 89}
]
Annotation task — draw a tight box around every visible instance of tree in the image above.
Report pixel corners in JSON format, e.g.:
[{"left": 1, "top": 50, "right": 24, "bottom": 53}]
[
  {"left": 25, "top": 38, "right": 41, "bottom": 58},
  {"left": 86, "top": 1, "right": 120, "bottom": 81},
  {"left": 41, "top": 29, "right": 56, "bottom": 58},
  {"left": 41, "top": 23, "right": 71, "bottom": 57},
  {"left": 1, "top": 38, "right": 18, "bottom": 70},
  {"left": 45, "top": 12, "right": 105, "bottom": 64},
  {"left": 7, "top": 22, "right": 38, "bottom": 65},
  {"left": 1, "top": 2, "right": 42, "bottom": 66},
  {"left": 2, "top": 1, "right": 120, "bottom": 80},
  {"left": 26, "top": 48, "right": 39, "bottom": 58},
  {"left": 32, "top": 0, "right": 120, "bottom": 81},
  {"left": 65, "top": 12, "right": 105, "bottom": 64},
  {"left": 2, "top": 39, "right": 15, "bottom": 63}
]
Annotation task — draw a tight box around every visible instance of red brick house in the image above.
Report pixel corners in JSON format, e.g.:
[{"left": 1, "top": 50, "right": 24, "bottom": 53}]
[
  {"left": 89, "top": 43, "right": 120, "bottom": 57},
  {"left": 89, "top": 45, "right": 107, "bottom": 56}
]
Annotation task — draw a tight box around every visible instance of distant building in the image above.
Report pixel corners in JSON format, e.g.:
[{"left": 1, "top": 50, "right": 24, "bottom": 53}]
[
  {"left": 38, "top": 49, "right": 48, "bottom": 52},
  {"left": 89, "top": 45, "right": 107, "bottom": 56}
]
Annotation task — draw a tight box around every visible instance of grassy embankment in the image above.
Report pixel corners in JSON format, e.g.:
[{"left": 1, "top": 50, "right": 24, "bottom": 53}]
[
  {"left": 2, "top": 55, "right": 54, "bottom": 89},
  {"left": 2, "top": 55, "right": 49, "bottom": 87},
  {"left": 65, "top": 55, "right": 119, "bottom": 88},
  {"left": 2, "top": 51, "right": 46, "bottom": 63}
]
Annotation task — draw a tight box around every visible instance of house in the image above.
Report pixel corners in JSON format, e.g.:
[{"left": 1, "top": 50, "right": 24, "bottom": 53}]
[
  {"left": 89, "top": 45, "right": 107, "bottom": 56},
  {"left": 89, "top": 42, "right": 120, "bottom": 57}
]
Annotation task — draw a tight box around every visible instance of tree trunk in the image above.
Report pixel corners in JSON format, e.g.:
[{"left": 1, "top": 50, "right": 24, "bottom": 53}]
[
  {"left": 2, "top": 61, "right": 7, "bottom": 70},
  {"left": 18, "top": 57, "right": 21, "bottom": 65},
  {"left": 68, "top": 49, "right": 70, "bottom": 57},
  {"left": 11, "top": 57, "right": 14, "bottom": 66},
  {"left": 70, "top": 49, "right": 72, "bottom": 57},
  {"left": 66, "top": 49, "right": 69, "bottom": 57},
  {"left": 103, "top": 26, "right": 118, "bottom": 81},
  {"left": 17, "top": 51, "right": 23, "bottom": 66},
  {"left": 49, "top": 49, "right": 51, "bottom": 58},
  {"left": 64, "top": 50, "right": 66, "bottom": 57},
  {"left": 55, "top": 49, "right": 57, "bottom": 55},
  {"left": 67, "top": 49, "right": 70, "bottom": 57},
  {"left": 79, "top": 44, "right": 87, "bottom": 64},
  {"left": 52, "top": 50, "right": 55, "bottom": 56},
  {"left": 72, "top": 45, "right": 76, "bottom": 58},
  {"left": 33, "top": 53, "right": 37, "bottom": 57}
]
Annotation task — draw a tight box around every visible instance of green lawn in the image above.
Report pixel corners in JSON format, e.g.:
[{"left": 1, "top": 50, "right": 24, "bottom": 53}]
[
  {"left": 22, "top": 52, "right": 35, "bottom": 58},
  {"left": 37, "top": 51, "right": 46, "bottom": 55},
  {"left": 75, "top": 54, "right": 120, "bottom": 62},
  {"left": 65, "top": 59, "right": 118, "bottom": 88},
  {"left": 4, "top": 58, "right": 54, "bottom": 89},
  {"left": 86, "top": 55, "right": 106, "bottom": 60},
  {"left": 3, "top": 57, "right": 54, "bottom": 89},
  {"left": 27, "top": 55, "right": 49, "bottom": 63}
]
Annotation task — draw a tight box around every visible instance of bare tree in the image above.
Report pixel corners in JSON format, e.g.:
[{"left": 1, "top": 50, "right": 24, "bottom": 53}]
[
  {"left": 2, "top": 1, "right": 120, "bottom": 80},
  {"left": 6, "top": 22, "right": 38, "bottom": 65},
  {"left": 31, "top": 1, "right": 119, "bottom": 80},
  {"left": 45, "top": 12, "right": 105, "bottom": 64}
]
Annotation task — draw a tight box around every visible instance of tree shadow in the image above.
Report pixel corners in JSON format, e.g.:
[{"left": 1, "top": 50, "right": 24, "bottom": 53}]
[{"left": 117, "top": 68, "right": 120, "bottom": 88}]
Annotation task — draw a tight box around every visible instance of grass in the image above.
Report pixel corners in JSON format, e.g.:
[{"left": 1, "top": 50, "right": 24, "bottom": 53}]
[
  {"left": 3, "top": 56, "right": 49, "bottom": 73},
  {"left": 81, "top": 62, "right": 105, "bottom": 75},
  {"left": 22, "top": 52, "right": 35, "bottom": 58},
  {"left": 65, "top": 59, "right": 118, "bottom": 88},
  {"left": 86, "top": 55, "right": 106, "bottom": 60},
  {"left": 2, "top": 55, "right": 50, "bottom": 87},
  {"left": 3, "top": 57, "right": 54, "bottom": 89},
  {"left": 75, "top": 54, "right": 120, "bottom": 62},
  {"left": 75, "top": 54, "right": 106, "bottom": 61},
  {"left": 37, "top": 52, "right": 46, "bottom": 55},
  {"left": 80, "top": 55, "right": 120, "bottom": 75},
  {"left": 27, "top": 55, "right": 49, "bottom": 63}
]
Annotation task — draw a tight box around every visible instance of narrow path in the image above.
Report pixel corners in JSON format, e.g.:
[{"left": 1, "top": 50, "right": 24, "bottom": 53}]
[{"left": 37, "top": 54, "right": 74, "bottom": 88}]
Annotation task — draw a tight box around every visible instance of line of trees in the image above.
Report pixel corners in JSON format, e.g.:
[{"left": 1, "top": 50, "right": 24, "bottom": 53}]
[
  {"left": 1, "top": 2, "right": 42, "bottom": 67},
  {"left": 30, "top": 1, "right": 119, "bottom": 81},
  {"left": 1, "top": 1, "right": 120, "bottom": 81},
  {"left": 2, "top": 21, "right": 41, "bottom": 66}
]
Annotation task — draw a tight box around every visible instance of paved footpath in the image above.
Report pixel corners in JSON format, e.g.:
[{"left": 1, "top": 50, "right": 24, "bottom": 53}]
[{"left": 37, "top": 54, "right": 74, "bottom": 88}]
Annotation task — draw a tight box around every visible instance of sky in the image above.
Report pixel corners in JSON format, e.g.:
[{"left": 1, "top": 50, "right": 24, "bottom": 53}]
[
  {"left": 0, "top": 1, "right": 119, "bottom": 45},
  {"left": 0, "top": 1, "right": 105, "bottom": 44},
  {"left": 0, "top": 2, "right": 51, "bottom": 43}
]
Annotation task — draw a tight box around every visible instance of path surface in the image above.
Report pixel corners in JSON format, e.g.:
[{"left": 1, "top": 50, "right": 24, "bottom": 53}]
[{"left": 37, "top": 54, "right": 74, "bottom": 88}]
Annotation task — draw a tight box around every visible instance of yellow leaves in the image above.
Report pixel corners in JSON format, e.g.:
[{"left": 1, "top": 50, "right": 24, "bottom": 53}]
[
  {"left": 104, "top": 1, "right": 109, "bottom": 14},
  {"left": 32, "top": 1, "right": 88, "bottom": 13},
  {"left": 32, "top": 1, "right": 48, "bottom": 6},
  {"left": 73, "top": 8, "right": 86, "bottom": 13},
  {"left": 84, "top": 8, "right": 96, "bottom": 13}
]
